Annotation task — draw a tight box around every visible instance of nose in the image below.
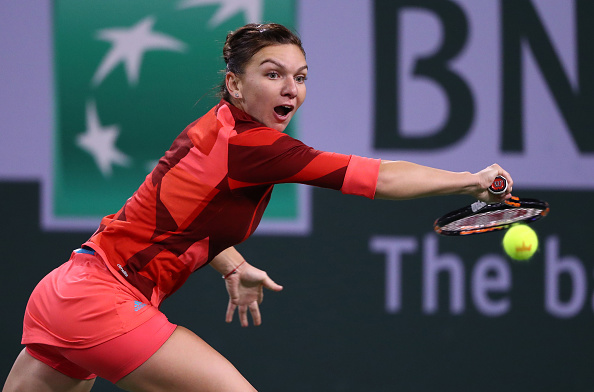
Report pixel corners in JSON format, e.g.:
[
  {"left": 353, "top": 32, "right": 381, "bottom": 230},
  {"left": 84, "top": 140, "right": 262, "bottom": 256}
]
[{"left": 282, "top": 77, "right": 298, "bottom": 98}]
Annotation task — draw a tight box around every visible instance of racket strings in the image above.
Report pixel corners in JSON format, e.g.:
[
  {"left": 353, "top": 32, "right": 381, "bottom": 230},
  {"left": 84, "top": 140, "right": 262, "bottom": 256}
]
[{"left": 441, "top": 207, "right": 543, "bottom": 231}]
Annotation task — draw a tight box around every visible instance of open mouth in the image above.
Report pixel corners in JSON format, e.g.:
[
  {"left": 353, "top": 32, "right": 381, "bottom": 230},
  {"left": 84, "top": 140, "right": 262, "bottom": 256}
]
[{"left": 274, "top": 105, "right": 293, "bottom": 117}]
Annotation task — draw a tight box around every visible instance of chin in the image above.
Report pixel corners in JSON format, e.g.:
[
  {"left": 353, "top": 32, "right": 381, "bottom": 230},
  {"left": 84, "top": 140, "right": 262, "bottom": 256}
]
[{"left": 267, "top": 121, "right": 289, "bottom": 132}]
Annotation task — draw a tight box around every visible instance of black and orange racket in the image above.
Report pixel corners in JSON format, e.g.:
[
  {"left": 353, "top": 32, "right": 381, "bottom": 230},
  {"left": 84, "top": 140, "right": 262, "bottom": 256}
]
[{"left": 434, "top": 176, "right": 550, "bottom": 236}]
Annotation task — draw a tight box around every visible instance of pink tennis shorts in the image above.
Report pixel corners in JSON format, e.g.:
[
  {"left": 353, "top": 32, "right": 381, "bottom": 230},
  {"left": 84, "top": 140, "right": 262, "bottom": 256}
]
[
  {"left": 26, "top": 312, "right": 176, "bottom": 383},
  {"left": 22, "top": 248, "right": 177, "bottom": 383}
]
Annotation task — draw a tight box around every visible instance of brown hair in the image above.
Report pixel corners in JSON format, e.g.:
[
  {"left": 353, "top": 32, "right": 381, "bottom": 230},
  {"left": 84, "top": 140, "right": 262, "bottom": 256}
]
[{"left": 219, "top": 23, "right": 305, "bottom": 101}]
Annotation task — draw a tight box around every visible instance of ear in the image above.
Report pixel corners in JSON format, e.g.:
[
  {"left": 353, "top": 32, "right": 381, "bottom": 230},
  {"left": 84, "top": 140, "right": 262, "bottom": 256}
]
[{"left": 225, "top": 72, "right": 242, "bottom": 100}]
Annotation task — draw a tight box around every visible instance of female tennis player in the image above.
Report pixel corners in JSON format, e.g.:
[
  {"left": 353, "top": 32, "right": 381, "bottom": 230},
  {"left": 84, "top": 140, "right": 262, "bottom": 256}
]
[{"left": 3, "top": 23, "right": 512, "bottom": 392}]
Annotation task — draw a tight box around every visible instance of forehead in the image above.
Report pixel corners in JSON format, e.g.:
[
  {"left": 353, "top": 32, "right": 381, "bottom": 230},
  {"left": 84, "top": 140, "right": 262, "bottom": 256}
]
[{"left": 248, "top": 44, "right": 307, "bottom": 69}]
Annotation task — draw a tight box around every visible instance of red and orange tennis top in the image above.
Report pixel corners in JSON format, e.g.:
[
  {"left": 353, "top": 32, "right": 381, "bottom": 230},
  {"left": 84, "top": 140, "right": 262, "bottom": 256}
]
[{"left": 85, "top": 100, "right": 380, "bottom": 307}]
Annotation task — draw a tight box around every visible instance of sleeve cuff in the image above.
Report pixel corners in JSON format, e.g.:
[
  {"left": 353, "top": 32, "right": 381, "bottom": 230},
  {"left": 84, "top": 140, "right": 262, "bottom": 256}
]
[{"left": 341, "top": 155, "right": 381, "bottom": 199}]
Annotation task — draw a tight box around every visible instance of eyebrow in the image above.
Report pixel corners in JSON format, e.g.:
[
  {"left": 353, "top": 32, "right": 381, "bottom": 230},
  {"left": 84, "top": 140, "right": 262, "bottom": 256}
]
[{"left": 259, "top": 58, "right": 308, "bottom": 73}]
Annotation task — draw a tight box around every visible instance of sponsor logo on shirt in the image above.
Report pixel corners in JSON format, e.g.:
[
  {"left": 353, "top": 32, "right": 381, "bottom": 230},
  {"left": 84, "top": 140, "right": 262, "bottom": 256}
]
[{"left": 134, "top": 301, "right": 147, "bottom": 312}]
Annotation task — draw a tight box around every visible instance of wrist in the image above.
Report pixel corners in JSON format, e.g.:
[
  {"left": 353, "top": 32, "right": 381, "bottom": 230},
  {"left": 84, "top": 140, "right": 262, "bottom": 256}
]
[
  {"left": 457, "top": 171, "right": 479, "bottom": 195},
  {"left": 222, "top": 260, "right": 246, "bottom": 279}
]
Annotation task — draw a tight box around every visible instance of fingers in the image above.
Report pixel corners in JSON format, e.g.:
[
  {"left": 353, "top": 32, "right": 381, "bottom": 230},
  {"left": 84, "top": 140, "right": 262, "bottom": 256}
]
[
  {"left": 499, "top": 168, "right": 513, "bottom": 195},
  {"left": 483, "top": 163, "right": 514, "bottom": 200},
  {"left": 225, "top": 301, "right": 237, "bottom": 323},
  {"left": 257, "top": 277, "right": 282, "bottom": 305},
  {"left": 238, "top": 304, "right": 249, "bottom": 327},
  {"left": 255, "top": 276, "right": 283, "bottom": 304},
  {"left": 263, "top": 276, "right": 283, "bottom": 292},
  {"left": 226, "top": 300, "right": 249, "bottom": 327},
  {"left": 226, "top": 301, "right": 264, "bottom": 327},
  {"left": 249, "top": 302, "right": 262, "bottom": 326},
  {"left": 238, "top": 303, "right": 261, "bottom": 327},
  {"left": 492, "top": 164, "right": 513, "bottom": 199}
]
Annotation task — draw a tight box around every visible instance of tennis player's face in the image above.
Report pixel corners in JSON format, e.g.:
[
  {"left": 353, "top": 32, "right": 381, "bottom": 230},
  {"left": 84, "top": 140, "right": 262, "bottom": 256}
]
[{"left": 233, "top": 44, "right": 307, "bottom": 132}]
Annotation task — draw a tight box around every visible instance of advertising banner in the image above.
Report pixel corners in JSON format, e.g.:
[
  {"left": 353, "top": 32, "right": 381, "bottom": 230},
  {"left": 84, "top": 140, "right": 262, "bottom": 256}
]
[{"left": 47, "top": 0, "right": 305, "bottom": 232}]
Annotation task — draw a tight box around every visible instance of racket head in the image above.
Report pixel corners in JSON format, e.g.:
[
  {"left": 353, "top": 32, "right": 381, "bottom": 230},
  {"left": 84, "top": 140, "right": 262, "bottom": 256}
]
[{"left": 434, "top": 196, "right": 550, "bottom": 236}]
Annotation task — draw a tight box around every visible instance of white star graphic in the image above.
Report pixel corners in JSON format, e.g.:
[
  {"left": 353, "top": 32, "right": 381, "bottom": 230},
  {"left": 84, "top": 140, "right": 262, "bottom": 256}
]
[
  {"left": 177, "top": 0, "right": 263, "bottom": 28},
  {"left": 76, "top": 101, "right": 131, "bottom": 177},
  {"left": 92, "top": 16, "right": 187, "bottom": 86}
]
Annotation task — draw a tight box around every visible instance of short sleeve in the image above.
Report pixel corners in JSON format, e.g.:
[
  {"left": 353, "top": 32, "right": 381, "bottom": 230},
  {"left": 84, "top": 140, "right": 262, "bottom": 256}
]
[{"left": 228, "top": 128, "right": 351, "bottom": 190}]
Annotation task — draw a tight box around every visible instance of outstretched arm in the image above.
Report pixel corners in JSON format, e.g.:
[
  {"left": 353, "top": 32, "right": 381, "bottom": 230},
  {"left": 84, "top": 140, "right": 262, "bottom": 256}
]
[
  {"left": 210, "top": 247, "right": 283, "bottom": 327},
  {"left": 374, "top": 162, "right": 513, "bottom": 203}
]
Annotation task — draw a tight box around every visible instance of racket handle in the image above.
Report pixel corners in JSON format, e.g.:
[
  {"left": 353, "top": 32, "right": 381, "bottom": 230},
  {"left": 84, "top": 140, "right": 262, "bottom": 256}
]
[{"left": 489, "top": 176, "right": 508, "bottom": 195}]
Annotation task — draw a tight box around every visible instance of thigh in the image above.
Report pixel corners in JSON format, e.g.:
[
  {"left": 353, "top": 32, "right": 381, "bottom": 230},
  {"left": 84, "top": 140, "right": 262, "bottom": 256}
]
[
  {"left": 116, "top": 326, "right": 257, "bottom": 392},
  {"left": 3, "top": 349, "right": 95, "bottom": 392}
]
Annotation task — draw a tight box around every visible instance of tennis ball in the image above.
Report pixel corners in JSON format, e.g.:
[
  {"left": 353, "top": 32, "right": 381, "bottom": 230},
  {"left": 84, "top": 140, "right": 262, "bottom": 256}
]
[{"left": 502, "top": 224, "right": 539, "bottom": 260}]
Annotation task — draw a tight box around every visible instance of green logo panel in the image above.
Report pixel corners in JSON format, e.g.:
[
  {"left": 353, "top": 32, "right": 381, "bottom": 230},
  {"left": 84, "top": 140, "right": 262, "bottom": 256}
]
[{"left": 52, "top": 0, "right": 300, "bottom": 228}]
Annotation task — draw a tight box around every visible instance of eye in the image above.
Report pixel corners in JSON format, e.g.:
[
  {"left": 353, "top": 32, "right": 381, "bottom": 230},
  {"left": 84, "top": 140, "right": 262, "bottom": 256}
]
[
  {"left": 295, "top": 75, "right": 307, "bottom": 84},
  {"left": 267, "top": 71, "right": 279, "bottom": 79}
]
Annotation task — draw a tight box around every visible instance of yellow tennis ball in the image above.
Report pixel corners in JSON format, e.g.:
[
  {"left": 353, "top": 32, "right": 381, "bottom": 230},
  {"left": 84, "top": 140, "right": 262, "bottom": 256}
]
[{"left": 502, "top": 224, "right": 539, "bottom": 260}]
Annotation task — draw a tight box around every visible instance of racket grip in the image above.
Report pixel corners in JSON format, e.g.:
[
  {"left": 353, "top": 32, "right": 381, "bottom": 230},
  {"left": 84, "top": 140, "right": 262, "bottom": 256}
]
[{"left": 488, "top": 176, "right": 508, "bottom": 195}]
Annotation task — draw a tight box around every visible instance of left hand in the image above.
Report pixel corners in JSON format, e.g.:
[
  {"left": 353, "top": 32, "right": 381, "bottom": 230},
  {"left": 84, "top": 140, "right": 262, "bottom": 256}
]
[{"left": 224, "top": 263, "right": 283, "bottom": 327}]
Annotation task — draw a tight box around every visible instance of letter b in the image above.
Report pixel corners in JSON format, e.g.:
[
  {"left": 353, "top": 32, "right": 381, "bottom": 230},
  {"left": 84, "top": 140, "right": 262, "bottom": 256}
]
[
  {"left": 373, "top": 0, "right": 474, "bottom": 150},
  {"left": 545, "top": 236, "right": 587, "bottom": 318}
]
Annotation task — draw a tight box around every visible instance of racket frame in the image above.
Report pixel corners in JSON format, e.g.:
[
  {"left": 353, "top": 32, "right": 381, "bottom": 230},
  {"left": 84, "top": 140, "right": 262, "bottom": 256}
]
[{"left": 434, "top": 196, "right": 549, "bottom": 236}]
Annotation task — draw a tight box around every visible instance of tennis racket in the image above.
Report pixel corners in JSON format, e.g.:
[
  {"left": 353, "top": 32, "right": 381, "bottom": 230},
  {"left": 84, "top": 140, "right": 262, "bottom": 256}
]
[{"left": 434, "top": 176, "right": 550, "bottom": 236}]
